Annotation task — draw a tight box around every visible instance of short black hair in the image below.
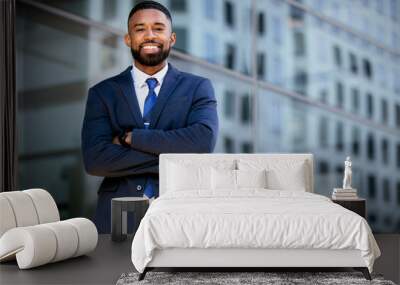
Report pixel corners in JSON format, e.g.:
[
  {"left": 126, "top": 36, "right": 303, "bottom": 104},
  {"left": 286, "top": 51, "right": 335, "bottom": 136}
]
[{"left": 127, "top": 1, "right": 172, "bottom": 28}]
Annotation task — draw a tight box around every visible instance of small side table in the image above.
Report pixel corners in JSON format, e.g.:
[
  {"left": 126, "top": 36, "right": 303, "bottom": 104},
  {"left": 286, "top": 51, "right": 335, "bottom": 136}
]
[
  {"left": 111, "top": 197, "right": 149, "bottom": 242},
  {"left": 332, "top": 198, "right": 366, "bottom": 218}
]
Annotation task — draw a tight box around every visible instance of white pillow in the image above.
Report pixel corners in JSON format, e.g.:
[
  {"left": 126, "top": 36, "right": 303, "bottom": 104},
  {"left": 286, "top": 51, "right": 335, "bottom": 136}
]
[
  {"left": 266, "top": 168, "right": 306, "bottom": 191},
  {"left": 166, "top": 159, "right": 236, "bottom": 171},
  {"left": 212, "top": 168, "right": 236, "bottom": 190},
  {"left": 167, "top": 162, "right": 212, "bottom": 191},
  {"left": 236, "top": 169, "right": 267, "bottom": 189},
  {"left": 166, "top": 159, "right": 236, "bottom": 193},
  {"left": 238, "top": 159, "right": 308, "bottom": 191},
  {"left": 211, "top": 169, "right": 267, "bottom": 191}
]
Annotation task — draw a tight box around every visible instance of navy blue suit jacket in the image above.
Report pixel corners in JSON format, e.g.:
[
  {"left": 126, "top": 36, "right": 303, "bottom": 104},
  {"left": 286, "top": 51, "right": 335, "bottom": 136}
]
[{"left": 81, "top": 63, "right": 218, "bottom": 233}]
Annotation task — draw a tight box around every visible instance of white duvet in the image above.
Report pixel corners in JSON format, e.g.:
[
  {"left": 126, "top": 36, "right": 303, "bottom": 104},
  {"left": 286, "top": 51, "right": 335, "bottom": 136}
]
[{"left": 131, "top": 190, "right": 380, "bottom": 273}]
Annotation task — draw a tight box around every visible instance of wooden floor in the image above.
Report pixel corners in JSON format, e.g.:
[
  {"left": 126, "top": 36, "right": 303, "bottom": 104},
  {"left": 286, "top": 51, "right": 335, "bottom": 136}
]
[{"left": 0, "top": 234, "right": 398, "bottom": 284}]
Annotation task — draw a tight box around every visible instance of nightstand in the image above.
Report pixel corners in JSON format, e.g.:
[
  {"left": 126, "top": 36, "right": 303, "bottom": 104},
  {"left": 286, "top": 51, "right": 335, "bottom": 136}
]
[
  {"left": 111, "top": 197, "right": 149, "bottom": 242},
  {"left": 332, "top": 198, "right": 366, "bottom": 218}
]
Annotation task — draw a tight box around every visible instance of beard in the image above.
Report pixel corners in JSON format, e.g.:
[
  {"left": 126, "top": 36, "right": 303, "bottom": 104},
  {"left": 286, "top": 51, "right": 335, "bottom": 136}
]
[{"left": 131, "top": 43, "right": 171, "bottom": 66}]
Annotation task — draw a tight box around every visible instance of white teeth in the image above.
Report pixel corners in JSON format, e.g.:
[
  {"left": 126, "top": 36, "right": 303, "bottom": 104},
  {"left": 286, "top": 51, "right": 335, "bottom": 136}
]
[{"left": 142, "top": 46, "right": 159, "bottom": 50}]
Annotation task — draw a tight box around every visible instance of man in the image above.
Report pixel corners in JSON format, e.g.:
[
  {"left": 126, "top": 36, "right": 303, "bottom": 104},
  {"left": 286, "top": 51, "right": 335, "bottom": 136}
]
[{"left": 81, "top": 1, "right": 218, "bottom": 233}]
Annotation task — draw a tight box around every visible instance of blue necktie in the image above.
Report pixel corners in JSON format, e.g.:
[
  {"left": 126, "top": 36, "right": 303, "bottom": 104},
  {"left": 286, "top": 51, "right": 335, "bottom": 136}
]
[
  {"left": 143, "top": 78, "right": 158, "bottom": 127},
  {"left": 143, "top": 77, "right": 158, "bottom": 199}
]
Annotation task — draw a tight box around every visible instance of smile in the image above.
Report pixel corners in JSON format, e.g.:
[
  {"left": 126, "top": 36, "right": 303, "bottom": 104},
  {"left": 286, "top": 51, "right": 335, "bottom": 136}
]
[{"left": 141, "top": 45, "right": 160, "bottom": 51}]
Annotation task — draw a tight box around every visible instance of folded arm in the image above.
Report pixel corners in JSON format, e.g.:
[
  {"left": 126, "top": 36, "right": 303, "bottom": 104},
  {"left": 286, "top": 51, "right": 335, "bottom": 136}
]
[
  {"left": 129, "top": 79, "right": 219, "bottom": 155},
  {"left": 81, "top": 88, "right": 158, "bottom": 177}
]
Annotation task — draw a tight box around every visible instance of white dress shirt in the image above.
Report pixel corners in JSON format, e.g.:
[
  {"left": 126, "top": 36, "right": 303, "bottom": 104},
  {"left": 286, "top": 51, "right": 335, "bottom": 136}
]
[{"left": 131, "top": 63, "right": 169, "bottom": 116}]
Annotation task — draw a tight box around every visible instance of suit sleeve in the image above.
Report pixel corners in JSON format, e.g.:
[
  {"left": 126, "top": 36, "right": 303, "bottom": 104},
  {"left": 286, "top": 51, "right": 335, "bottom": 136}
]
[
  {"left": 81, "top": 87, "right": 159, "bottom": 177},
  {"left": 130, "top": 79, "right": 219, "bottom": 155}
]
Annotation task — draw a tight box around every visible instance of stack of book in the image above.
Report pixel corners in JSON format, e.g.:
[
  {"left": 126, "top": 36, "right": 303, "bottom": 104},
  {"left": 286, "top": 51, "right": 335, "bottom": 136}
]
[{"left": 332, "top": 188, "right": 358, "bottom": 200}]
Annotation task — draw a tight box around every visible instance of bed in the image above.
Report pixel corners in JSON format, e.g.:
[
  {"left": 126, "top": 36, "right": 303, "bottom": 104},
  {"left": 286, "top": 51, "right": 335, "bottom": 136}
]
[{"left": 131, "top": 154, "right": 380, "bottom": 281}]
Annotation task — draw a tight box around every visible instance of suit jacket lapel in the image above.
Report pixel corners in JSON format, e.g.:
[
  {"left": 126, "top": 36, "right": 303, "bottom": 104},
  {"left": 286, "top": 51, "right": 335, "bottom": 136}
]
[
  {"left": 114, "top": 67, "right": 144, "bottom": 128},
  {"left": 150, "top": 63, "right": 181, "bottom": 128}
]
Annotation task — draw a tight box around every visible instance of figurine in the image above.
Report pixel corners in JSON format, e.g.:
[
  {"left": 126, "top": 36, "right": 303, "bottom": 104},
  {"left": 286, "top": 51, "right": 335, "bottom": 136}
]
[{"left": 343, "top": 156, "right": 352, "bottom": 189}]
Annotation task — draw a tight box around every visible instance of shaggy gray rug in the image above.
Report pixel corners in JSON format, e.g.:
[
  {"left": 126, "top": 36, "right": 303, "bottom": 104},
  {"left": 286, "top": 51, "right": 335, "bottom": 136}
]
[{"left": 116, "top": 271, "right": 396, "bottom": 285}]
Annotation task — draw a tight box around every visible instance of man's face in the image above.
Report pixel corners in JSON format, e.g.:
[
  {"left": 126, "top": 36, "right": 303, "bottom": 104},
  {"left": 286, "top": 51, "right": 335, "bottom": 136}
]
[{"left": 125, "top": 9, "right": 176, "bottom": 67}]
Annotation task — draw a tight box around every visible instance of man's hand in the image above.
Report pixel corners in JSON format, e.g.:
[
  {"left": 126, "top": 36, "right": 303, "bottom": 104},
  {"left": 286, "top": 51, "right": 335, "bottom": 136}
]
[
  {"left": 125, "top": 132, "right": 132, "bottom": 145},
  {"left": 112, "top": 136, "right": 120, "bottom": 145},
  {"left": 112, "top": 132, "right": 132, "bottom": 146}
]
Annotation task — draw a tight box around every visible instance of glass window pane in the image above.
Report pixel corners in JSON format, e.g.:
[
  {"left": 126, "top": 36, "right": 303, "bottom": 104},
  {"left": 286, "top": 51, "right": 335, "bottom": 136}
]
[
  {"left": 174, "top": 27, "right": 188, "bottom": 53},
  {"left": 17, "top": 0, "right": 400, "bottom": 236},
  {"left": 170, "top": 0, "right": 187, "bottom": 12}
]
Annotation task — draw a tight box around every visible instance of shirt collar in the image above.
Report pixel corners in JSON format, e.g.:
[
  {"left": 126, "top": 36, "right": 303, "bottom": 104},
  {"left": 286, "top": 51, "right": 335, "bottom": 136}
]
[{"left": 131, "top": 62, "right": 169, "bottom": 88}]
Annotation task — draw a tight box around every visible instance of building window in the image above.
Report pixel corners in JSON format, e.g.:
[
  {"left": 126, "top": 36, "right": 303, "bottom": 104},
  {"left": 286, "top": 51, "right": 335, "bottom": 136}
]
[
  {"left": 368, "top": 174, "right": 376, "bottom": 199},
  {"left": 224, "top": 136, "right": 234, "bottom": 153},
  {"left": 319, "top": 89, "right": 328, "bottom": 104},
  {"left": 257, "top": 12, "right": 266, "bottom": 35},
  {"left": 257, "top": 52, "right": 266, "bottom": 79},
  {"left": 204, "top": 33, "right": 217, "bottom": 63},
  {"left": 351, "top": 88, "right": 360, "bottom": 113},
  {"left": 383, "top": 178, "right": 391, "bottom": 202},
  {"left": 392, "top": 32, "right": 399, "bottom": 53},
  {"left": 397, "top": 143, "right": 400, "bottom": 168},
  {"left": 294, "top": 71, "right": 308, "bottom": 96},
  {"left": 352, "top": 126, "right": 360, "bottom": 156},
  {"left": 395, "top": 104, "right": 400, "bottom": 128},
  {"left": 349, "top": 52, "right": 358, "bottom": 74},
  {"left": 381, "top": 138, "right": 389, "bottom": 165},
  {"left": 368, "top": 213, "right": 377, "bottom": 224},
  {"left": 376, "top": 0, "right": 384, "bottom": 14},
  {"left": 290, "top": 0, "right": 304, "bottom": 20},
  {"left": 224, "top": 1, "right": 235, "bottom": 28},
  {"left": 363, "top": 58, "right": 373, "bottom": 80},
  {"left": 170, "top": 0, "right": 187, "bottom": 12},
  {"left": 395, "top": 69, "right": 400, "bottom": 95},
  {"left": 242, "top": 142, "right": 253, "bottom": 153},
  {"left": 294, "top": 31, "right": 306, "bottom": 56},
  {"left": 318, "top": 160, "right": 330, "bottom": 175},
  {"left": 335, "top": 165, "right": 344, "bottom": 176},
  {"left": 103, "top": 1, "right": 117, "bottom": 20},
  {"left": 319, "top": 116, "right": 329, "bottom": 148},
  {"left": 367, "top": 133, "right": 375, "bottom": 160},
  {"left": 336, "top": 81, "right": 344, "bottom": 109},
  {"left": 203, "top": 0, "right": 215, "bottom": 20},
  {"left": 367, "top": 93, "right": 374, "bottom": 119},
  {"left": 333, "top": 45, "right": 342, "bottom": 68},
  {"left": 381, "top": 98, "right": 388, "bottom": 124},
  {"left": 272, "top": 56, "right": 283, "bottom": 85},
  {"left": 225, "top": 43, "right": 236, "bottom": 69},
  {"left": 292, "top": 110, "right": 306, "bottom": 147},
  {"left": 377, "top": 63, "right": 387, "bottom": 88},
  {"left": 397, "top": 181, "right": 400, "bottom": 206},
  {"left": 272, "top": 16, "right": 282, "bottom": 45},
  {"left": 391, "top": 0, "right": 398, "bottom": 21},
  {"left": 335, "top": 122, "right": 344, "bottom": 151},
  {"left": 173, "top": 27, "right": 188, "bottom": 53},
  {"left": 224, "top": 90, "right": 235, "bottom": 119},
  {"left": 101, "top": 35, "right": 118, "bottom": 69},
  {"left": 241, "top": 94, "right": 252, "bottom": 124}
]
